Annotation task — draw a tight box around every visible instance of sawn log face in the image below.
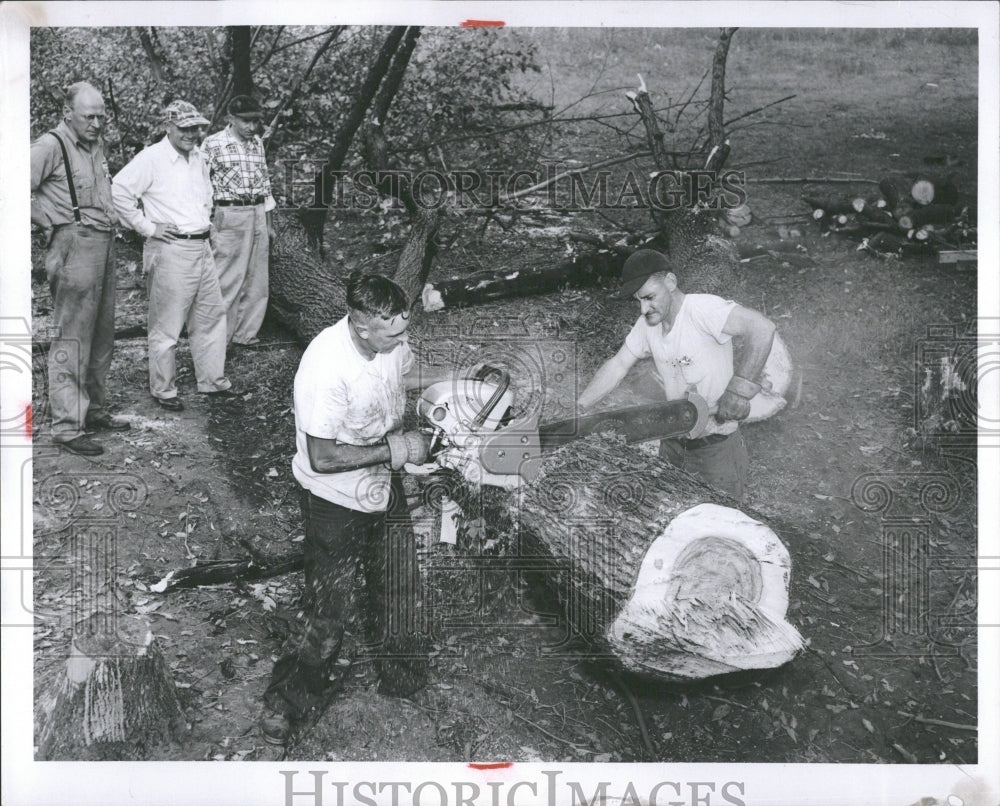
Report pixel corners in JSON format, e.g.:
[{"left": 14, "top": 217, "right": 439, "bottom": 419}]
[{"left": 469, "top": 436, "right": 803, "bottom": 681}]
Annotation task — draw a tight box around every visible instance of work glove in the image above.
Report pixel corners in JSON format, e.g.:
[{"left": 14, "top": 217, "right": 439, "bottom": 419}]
[
  {"left": 386, "top": 431, "right": 430, "bottom": 471},
  {"left": 715, "top": 376, "right": 761, "bottom": 423}
]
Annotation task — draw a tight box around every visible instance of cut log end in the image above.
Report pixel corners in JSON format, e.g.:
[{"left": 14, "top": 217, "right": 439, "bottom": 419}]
[{"left": 607, "top": 503, "right": 803, "bottom": 680}]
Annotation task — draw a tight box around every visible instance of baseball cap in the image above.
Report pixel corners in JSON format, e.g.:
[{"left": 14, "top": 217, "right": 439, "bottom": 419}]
[
  {"left": 617, "top": 249, "right": 673, "bottom": 299},
  {"left": 227, "top": 95, "right": 263, "bottom": 119},
  {"left": 163, "top": 100, "right": 210, "bottom": 128}
]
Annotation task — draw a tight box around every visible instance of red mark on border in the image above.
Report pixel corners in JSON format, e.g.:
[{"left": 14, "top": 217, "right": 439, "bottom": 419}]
[
  {"left": 460, "top": 20, "right": 505, "bottom": 28},
  {"left": 25, "top": 404, "right": 32, "bottom": 438},
  {"left": 468, "top": 762, "right": 513, "bottom": 770}
]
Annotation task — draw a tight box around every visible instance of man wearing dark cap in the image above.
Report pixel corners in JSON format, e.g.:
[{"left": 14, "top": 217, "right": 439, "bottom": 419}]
[
  {"left": 112, "top": 100, "right": 236, "bottom": 412},
  {"left": 202, "top": 95, "right": 276, "bottom": 348},
  {"left": 577, "top": 249, "right": 776, "bottom": 501},
  {"left": 31, "top": 81, "right": 130, "bottom": 455}
]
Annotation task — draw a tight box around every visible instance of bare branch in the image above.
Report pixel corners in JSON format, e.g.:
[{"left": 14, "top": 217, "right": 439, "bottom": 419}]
[{"left": 263, "top": 26, "right": 344, "bottom": 148}]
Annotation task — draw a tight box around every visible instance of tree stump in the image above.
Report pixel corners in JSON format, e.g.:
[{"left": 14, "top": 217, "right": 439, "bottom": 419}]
[
  {"left": 37, "top": 616, "right": 183, "bottom": 760},
  {"left": 458, "top": 436, "right": 804, "bottom": 681}
]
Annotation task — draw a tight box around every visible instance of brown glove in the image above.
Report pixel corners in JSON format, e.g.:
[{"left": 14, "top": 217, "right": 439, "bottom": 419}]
[
  {"left": 715, "top": 376, "right": 761, "bottom": 423},
  {"left": 386, "top": 431, "right": 430, "bottom": 470}
]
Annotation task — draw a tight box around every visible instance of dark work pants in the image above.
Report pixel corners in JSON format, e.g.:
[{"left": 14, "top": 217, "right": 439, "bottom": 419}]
[
  {"left": 659, "top": 429, "right": 749, "bottom": 502},
  {"left": 263, "top": 473, "right": 427, "bottom": 720}
]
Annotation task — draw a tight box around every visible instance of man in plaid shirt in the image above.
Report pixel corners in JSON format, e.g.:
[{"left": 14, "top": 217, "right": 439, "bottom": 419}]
[{"left": 203, "top": 95, "right": 277, "bottom": 347}]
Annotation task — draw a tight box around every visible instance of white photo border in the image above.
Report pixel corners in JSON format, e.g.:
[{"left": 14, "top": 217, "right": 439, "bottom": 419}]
[{"left": 2, "top": 2, "right": 997, "bottom": 805}]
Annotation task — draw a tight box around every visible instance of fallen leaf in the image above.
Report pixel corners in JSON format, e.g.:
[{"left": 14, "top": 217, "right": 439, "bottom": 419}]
[
  {"left": 862, "top": 718, "right": 875, "bottom": 733},
  {"left": 712, "top": 703, "right": 731, "bottom": 721}
]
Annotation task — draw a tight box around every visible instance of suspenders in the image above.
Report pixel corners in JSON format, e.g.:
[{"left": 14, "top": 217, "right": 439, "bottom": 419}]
[{"left": 47, "top": 130, "right": 82, "bottom": 225}]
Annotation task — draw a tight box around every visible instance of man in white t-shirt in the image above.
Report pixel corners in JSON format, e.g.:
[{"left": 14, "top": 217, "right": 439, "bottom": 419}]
[
  {"left": 261, "top": 272, "right": 448, "bottom": 747},
  {"left": 578, "top": 249, "right": 776, "bottom": 501}
]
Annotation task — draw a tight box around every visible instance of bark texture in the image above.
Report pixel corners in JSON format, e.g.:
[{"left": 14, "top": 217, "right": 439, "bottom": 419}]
[
  {"left": 458, "top": 435, "right": 803, "bottom": 681},
  {"left": 37, "top": 616, "right": 183, "bottom": 759}
]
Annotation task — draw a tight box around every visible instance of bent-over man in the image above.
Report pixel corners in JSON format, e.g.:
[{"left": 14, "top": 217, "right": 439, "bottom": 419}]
[
  {"left": 261, "top": 272, "right": 448, "bottom": 747},
  {"left": 112, "top": 100, "right": 237, "bottom": 412},
  {"left": 31, "top": 81, "right": 129, "bottom": 455},
  {"left": 202, "top": 95, "right": 276, "bottom": 348},
  {"left": 578, "top": 249, "right": 776, "bottom": 502}
]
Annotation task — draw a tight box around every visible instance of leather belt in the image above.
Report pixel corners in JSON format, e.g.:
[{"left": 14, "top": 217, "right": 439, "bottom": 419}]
[
  {"left": 174, "top": 230, "right": 211, "bottom": 240},
  {"left": 215, "top": 196, "right": 265, "bottom": 207},
  {"left": 680, "top": 432, "right": 732, "bottom": 450}
]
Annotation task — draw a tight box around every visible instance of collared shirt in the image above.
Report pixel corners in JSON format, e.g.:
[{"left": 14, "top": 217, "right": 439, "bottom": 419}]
[
  {"left": 111, "top": 136, "right": 213, "bottom": 238},
  {"left": 30, "top": 120, "right": 116, "bottom": 231},
  {"left": 202, "top": 125, "right": 276, "bottom": 212}
]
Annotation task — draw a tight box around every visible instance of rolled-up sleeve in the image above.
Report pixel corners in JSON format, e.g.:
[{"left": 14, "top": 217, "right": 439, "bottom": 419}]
[{"left": 112, "top": 155, "right": 157, "bottom": 237}]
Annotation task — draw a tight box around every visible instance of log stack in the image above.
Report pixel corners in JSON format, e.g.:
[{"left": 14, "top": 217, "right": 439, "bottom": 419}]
[{"left": 800, "top": 174, "right": 977, "bottom": 262}]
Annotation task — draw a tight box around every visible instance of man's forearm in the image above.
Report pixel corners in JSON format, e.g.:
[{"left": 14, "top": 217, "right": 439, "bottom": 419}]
[
  {"left": 111, "top": 186, "right": 155, "bottom": 237},
  {"left": 578, "top": 356, "right": 629, "bottom": 409},
  {"left": 309, "top": 440, "right": 392, "bottom": 473},
  {"left": 732, "top": 322, "right": 775, "bottom": 384}
]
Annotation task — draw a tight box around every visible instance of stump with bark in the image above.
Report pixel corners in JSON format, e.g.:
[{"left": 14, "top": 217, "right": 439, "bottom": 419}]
[
  {"left": 37, "top": 616, "right": 183, "bottom": 759},
  {"left": 456, "top": 436, "right": 804, "bottom": 681}
]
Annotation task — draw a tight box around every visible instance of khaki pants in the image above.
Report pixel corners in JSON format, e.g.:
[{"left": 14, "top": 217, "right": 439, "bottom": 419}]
[
  {"left": 46, "top": 225, "right": 116, "bottom": 442},
  {"left": 144, "top": 238, "right": 231, "bottom": 399},
  {"left": 211, "top": 205, "right": 269, "bottom": 345}
]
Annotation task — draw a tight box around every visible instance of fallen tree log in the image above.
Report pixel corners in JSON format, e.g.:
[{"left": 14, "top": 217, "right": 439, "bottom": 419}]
[
  {"left": 421, "top": 249, "right": 624, "bottom": 312},
  {"left": 268, "top": 210, "right": 347, "bottom": 345},
  {"left": 36, "top": 616, "right": 182, "bottom": 759},
  {"left": 150, "top": 555, "right": 304, "bottom": 593},
  {"left": 460, "top": 435, "right": 804, "bottom": 680}
]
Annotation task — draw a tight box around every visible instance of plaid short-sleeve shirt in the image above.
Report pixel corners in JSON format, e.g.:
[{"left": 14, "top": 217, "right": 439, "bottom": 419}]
[{"left": 202, "top": 125, "right": 275, "bottom": 210}]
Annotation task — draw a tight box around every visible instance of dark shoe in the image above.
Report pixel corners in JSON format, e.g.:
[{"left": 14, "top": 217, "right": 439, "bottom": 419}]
[
  {"left": 56, "top": 434, "right": 104, "bottom": 456},
  {"left": 203, "top": 387, "right": 243, "bottom": 399},
  {"left": 260, "top": 710, "right": 291, "bottom": 746},
  {"left": 85, "top": 413, "right": 131, "bottom": 432},
  {"left": 155, "top": 396, "right": 184, "bottom": 411}
]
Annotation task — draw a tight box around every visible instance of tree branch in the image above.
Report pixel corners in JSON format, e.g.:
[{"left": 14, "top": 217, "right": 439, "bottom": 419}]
[
  {"left": 262, "top": 26, "right": 344, "bottom": 148},
  {"left": 707, "top": 27, "right": 737, "bottom": 150}
]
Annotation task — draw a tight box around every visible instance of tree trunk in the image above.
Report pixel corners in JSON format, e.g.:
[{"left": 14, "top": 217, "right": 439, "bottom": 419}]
[
  {"left": 229, "top": 26, "right": 254, "bottom": 97},
  {"left": 459, "top": 436, "right": 804, "bottom": 680},
  {"left": 629, "top": 77, "right": 740, "bottom": 297},
  {"left": 707, "top": 28, "right": 737, "bottom": 154},
  {"left": 138, "top": 28, "right": 168, "bottom": 83},
  {"left": 37, "top": 616, "right": 183, "bottom": 759},
  {"left": 310, "top": 27, "right": 408, "bottom": 215},
  {"left": 268, "top": 210, "right": 346, "bottom": 345},
  {"left": 421, "top": 248, "right": 625, "bottom": 312}
]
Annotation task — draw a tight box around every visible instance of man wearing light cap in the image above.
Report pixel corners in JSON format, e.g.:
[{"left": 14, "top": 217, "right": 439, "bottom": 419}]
[
  {"left": 112, "top": 100, "right": 237, "bottom": 412},
  {"left": 578, "top": 249, "right": 776, "bottom": 501},
  {"left": 203, "top": 95, "right": 277, "bottom": 348}
]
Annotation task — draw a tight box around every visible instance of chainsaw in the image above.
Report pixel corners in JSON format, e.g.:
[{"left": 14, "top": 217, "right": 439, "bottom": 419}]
[{"left": 415, "top": 366, "right": 709, "bottom": 486}]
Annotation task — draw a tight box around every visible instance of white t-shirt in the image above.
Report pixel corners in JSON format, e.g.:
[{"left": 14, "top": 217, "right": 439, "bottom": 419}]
[
  {"left": 624, "top": 294, "right": 738, "bottom": 436},
  {"left": 291, "top": 316, "right": 413, "bottom": 512}
]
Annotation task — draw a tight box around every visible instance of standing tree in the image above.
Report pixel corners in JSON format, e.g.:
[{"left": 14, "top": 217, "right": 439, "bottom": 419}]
[{"left": 228, "top": 26, "right": 254, "bottom": 97}]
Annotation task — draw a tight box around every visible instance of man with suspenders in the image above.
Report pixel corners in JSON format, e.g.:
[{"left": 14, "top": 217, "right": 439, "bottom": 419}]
[{"left": 30, "top": 82, "right": 129, "bottom": 456}]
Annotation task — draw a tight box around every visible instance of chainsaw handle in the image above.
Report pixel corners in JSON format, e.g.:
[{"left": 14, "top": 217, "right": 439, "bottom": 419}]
[{"left": 470, "top": 365, "right": 510, "bottom": 428}]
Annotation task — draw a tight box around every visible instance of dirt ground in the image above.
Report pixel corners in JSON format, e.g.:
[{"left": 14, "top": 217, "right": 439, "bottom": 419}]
[{"left": 31, "top": 29, "right": 979, "bottom": 765}]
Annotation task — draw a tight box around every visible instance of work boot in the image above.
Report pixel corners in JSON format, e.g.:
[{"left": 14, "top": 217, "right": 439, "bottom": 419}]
[
  {"left": 56, "top": 434, "right": 104, "bottom": 456},
  {"left": 85, "top": 413, "right": 131, "bottom": 432}
]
